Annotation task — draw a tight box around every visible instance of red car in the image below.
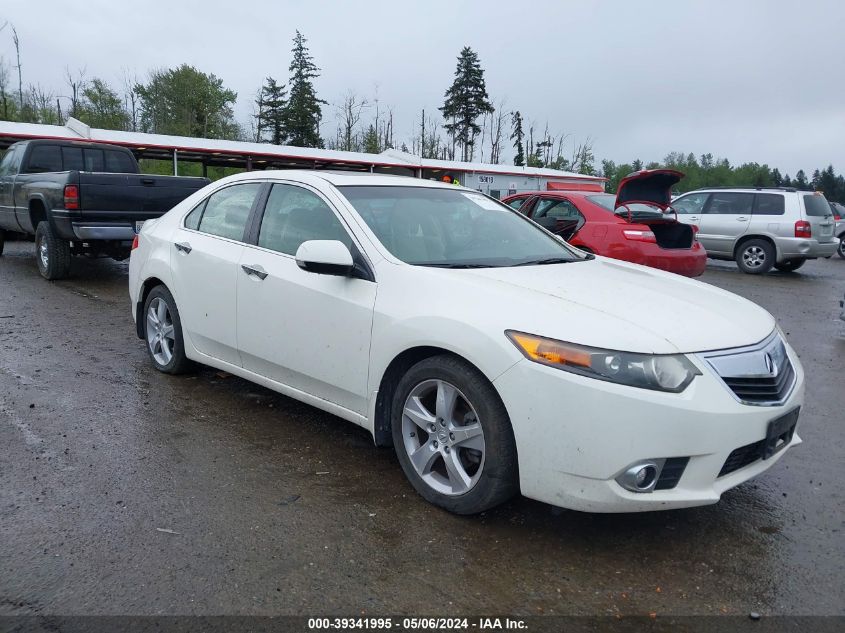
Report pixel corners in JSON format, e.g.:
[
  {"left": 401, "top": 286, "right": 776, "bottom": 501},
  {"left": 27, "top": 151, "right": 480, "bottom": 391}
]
[{"left": 502, "top": 170, "right": 707, "bottom": 277}]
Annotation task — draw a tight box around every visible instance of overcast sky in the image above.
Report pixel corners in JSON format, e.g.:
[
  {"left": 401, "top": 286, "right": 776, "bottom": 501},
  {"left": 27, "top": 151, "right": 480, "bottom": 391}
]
[{"left": 2, "top": 0, "right": 843, "bottom": 175}]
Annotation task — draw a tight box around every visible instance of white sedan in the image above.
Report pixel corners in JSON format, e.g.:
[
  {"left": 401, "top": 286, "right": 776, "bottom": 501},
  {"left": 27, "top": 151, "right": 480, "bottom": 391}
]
[{"left": 129, "top": 171, "right": 804, "bottom": 514}]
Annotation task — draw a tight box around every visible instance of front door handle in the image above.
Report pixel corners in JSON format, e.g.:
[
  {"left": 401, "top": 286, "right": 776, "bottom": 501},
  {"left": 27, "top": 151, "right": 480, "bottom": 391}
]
[
  {"left": 175, "top": 242, "right": 192, "bottom": 254},
  {"left": 736, "top": 216, "right": 748, "bottom": 221},
  {"left": 241, "top": 264, "right": 268, "bottom": 280}
]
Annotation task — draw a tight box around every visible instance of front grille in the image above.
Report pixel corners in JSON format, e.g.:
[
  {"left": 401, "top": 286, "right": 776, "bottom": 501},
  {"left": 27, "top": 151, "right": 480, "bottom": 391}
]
[
  {"left": 655, "top": 457, "right": 689, "bottom": 490},
  {"left": 719, "top": 439, "right": 764, "bottom": 477},
  {"left": 722, "top": 358, "right": 795, "bottom": 404}
]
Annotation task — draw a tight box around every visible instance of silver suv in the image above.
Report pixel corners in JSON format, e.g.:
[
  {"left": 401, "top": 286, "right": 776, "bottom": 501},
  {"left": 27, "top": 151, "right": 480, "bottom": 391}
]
[{"left": 672, "top": 187, "right": 837, "bottom": 273}]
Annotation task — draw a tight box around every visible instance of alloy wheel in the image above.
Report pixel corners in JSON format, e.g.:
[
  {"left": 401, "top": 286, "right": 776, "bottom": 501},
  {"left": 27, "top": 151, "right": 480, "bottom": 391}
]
[
  {"left": 146, "top": 297, "right": 176, "bottom": 366},
  {"left": 401, "top": 379, "right": 485, "bottom": 496},
  {"left": 742, "top": 245, "right": 766, "bottom": 269}
]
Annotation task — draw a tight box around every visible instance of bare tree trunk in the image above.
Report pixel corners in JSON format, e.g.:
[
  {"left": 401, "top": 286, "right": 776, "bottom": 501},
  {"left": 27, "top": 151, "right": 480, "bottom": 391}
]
[{"left": 12, "top": 27, "right": 23, "bottom": 111}]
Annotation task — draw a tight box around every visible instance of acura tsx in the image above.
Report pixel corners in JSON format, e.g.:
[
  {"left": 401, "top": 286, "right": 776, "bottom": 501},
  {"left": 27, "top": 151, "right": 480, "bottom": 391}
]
[{"left": 129, "top": 171, "right": 804, "bottom": 514}]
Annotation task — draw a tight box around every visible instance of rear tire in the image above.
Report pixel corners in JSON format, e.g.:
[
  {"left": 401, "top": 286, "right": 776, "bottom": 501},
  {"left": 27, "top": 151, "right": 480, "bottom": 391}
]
[
  {"left": 142, "top": 285, "right": 193, "bottom": 375},
  {"left": 735, "top": 238, "right": 774, "bottom": 274},
  {"left": 774, "top": 258, "right": 806, "bottom": 272},
  {"left": 34, "top": 221, "right": 71, "bottom": 280},
  {"left": 838, "top": 237, "right": 845, "bottom": 260},
  {"left": 0, "top": 229, "right": 5, "bottom": 256},
  {"left": 391, "top": 354, "right": 518, "bottom": 515}
]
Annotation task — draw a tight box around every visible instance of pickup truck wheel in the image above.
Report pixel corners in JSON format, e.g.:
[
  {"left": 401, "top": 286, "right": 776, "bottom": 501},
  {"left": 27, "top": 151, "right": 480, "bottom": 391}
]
[
  {"left": 34, "top": 222, "right": 71, "bottom": 280},
  {"left": 735, "top": 239, "right": 774, "bottom": 274},
  {"left": 391, "top": 355, "right": 518, "bottom": 515},
  {"left": 143, "top": 286, "right": 192, "bottom": 375},
  {"left": 774, "top": 258, "right": 806, "bottom": 272}
]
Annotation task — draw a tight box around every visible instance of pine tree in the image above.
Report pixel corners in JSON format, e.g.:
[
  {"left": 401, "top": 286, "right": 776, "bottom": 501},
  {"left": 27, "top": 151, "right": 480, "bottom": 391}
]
[
  {"left": 256, "top": 77, "right": 287, "bottom": 145},
  {"left": 284, "top": 31, "right": 325, "bottom": 148},
  {"left": 440, "top": 46, "right": 494, "bottom": 162},
  {"left": 795, "top": 169, "right": 809, "bottom": 190},
  {"left": 510, "top": 110, "right": 525, "bottom": 166},
  {"left": 771, "top": 168, "right": 783, "bottom": 187},
  {"left": 362, "top": 124, "right": 380, "bottom": 154}
]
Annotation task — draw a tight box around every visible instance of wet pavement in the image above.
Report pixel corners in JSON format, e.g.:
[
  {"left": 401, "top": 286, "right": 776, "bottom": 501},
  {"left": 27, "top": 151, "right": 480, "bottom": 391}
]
[{"left": 1, "top": 240, "right": 843, "bottom": 617}]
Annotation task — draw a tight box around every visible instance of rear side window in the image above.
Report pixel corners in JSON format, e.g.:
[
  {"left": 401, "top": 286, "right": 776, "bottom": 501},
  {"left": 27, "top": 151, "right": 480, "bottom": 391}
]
[
  {"left": 507, "top": 198, "right": 526, "bottom": 211},
  {"left": 62, "top": 147, "right": 84, "bottom": 171},
  {"left": 257, "top": 184, "right": 352, "bottom": 256},
  {"left": 803, "top": 193, "right": 832, "bottom": 217},
  {"left": 197, "top": 183, "right": 262, "bottom": 241},
  {"left": 83, "top": 148, "right": 105, "bottom": 172},
  {"left": 753, "top": 194, "right": 785, "bottom": 215},
  {"left": 105, "top": 150, "right": 135, "bottom": 173},
  {"left": 26, "top": 145, "right": 62, "bottom": 173},
  {"left": 706, "top": 192, "right": 753, "bottom": 215},
  {"left": 184, "top": 200, "right": 205, "bottom": 230}
]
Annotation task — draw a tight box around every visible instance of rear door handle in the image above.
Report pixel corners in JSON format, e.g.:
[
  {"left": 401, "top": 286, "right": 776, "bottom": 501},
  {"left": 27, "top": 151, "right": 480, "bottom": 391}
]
[
  {"left": 241, "top": 264, "right": 268, "bottom": 280},
  {"left": 141, "top": 178, "right": 156, "bottom": 185},
  {"left": 175, "top": 242, "right": 192, "bottom": 254},
  {"left": 736, "top": 216, "right": 749, "bottom": 221}
]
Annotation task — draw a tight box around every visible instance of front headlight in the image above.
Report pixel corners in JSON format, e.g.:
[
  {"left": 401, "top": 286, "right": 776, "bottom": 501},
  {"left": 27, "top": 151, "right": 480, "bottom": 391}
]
[{"left": 505, "top": 330, "right": 701, "bottom": 393}]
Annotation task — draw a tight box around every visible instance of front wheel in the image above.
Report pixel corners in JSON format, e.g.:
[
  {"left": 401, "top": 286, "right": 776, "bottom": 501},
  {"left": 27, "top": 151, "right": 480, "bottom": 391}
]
[
  {"left": 34, "top": 221, "right": 71, "bottom": 280},
  {"left": 143, "top": 285, "right": 193, "bottom": 374},
  {"left": 391, "top": 355, "right": 518, "bottom": 514},
  {"left": 735, "top": 239, "right": 775, "bottom": 274},
  {"left": 838, "top": 237, "right": 845, "bottom": 260},
  {"left": 774, "top": 258, "right": 806, "bottom": 272}
]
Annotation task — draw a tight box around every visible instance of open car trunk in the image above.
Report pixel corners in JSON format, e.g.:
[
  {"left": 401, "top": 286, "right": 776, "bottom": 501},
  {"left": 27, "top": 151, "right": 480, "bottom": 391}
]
[{"left": 649, "top": 222, "right": 694, "bottom": 249}]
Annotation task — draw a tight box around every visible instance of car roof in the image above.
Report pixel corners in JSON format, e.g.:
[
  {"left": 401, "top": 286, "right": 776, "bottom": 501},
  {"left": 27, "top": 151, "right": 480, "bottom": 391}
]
[
  {"left": 218, "top": 169, "right": 467, "bottom": 190},
  {"left": 683, "top": 187, "right": 796, "bottom": 194}
]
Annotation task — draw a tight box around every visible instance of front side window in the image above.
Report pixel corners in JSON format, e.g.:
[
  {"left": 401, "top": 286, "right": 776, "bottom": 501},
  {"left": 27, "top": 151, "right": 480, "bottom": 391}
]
[
  {"left": 338, "top": 185, "right": 580, "bottom": 267},
  {"left": 706, "top": 192, "right": 754, "bottom": 215},
  {"left": 258, "top": 184, "right": 352, "bottom": 256},
  {"left": 196, "top": 183, "right": 262, "bottom": 241},
  {"left": 506, "top": 198, "right": 526, "bottom": 211},
  {"left": 27, "top": 145, "right": 62, "bottom": 173},
  {"left": 536, "top": 199, "right": 581, "bottom": 220},
  {"left": 671, "top": 193, "right": 710, "bottom": 215}
]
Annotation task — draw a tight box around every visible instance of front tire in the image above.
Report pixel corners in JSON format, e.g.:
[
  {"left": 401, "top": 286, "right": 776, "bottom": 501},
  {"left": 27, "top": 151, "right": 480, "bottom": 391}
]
[
  {"left": 35, "top": 221, "right": 71, "bottom": 280},
  {"left": 735, "top": 239, "right": 774, "bottom": 274},
  {"left": 143, "top": 285, "right": 193, "bottom": 374},
  {"left": 391, "top": 355, "right": 518, "bottom": 514},
  {"left": 774, "top": 258, "right": 806, "bottom": 272}
]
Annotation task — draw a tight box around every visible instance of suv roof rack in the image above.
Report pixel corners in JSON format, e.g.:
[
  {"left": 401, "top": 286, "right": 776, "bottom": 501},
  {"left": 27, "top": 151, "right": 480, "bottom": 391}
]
[{"left": 690, "top": 186, "right": 797, "bottom": 192}]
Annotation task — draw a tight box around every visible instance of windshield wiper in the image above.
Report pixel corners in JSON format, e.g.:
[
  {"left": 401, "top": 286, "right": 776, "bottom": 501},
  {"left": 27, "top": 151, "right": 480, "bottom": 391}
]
[
  {"left": 417, "top": 263, "right": 493, "bottom": 269},
  {"left": 511, "top": 257, "right": 575, "bottom": 267}
]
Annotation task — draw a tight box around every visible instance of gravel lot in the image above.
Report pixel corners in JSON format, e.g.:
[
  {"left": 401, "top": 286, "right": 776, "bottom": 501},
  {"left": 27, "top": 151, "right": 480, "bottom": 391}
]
[{"left": 1, "top": 240, "right": 843, "bottom": 617}]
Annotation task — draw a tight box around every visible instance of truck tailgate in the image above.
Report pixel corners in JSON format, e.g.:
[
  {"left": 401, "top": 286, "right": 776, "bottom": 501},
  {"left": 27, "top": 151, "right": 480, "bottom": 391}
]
[{"left": 78, "top": 173, "right": 209, "bottom": 220}]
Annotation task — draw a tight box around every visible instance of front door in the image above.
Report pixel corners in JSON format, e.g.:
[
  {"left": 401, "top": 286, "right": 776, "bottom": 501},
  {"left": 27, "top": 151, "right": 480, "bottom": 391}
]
[
  {"left": 170, "top": 181, "right": 263, "bottom": 366},
  {"left": 698, "top": 192, "right": 754, "bottom": 256},
  {"left": 236, "top": 182, "right": 377, "bottom": 415}
]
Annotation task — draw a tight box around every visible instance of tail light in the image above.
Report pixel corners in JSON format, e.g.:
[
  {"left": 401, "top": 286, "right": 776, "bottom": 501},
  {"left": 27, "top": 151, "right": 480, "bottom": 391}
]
[
  {"left": 63, "top": 185, "right": 79, "bottom": 210},
  {"left": 691, "top": 224, "right": 700, "bottom": 242},
  {"left": 794, "top": 220, "right": 811, "bottom": 238},
  {"left": 622, "top": 229, "right": 657, "bottom": 243},
  {"left": 835, "top": 214, "right": 841, "bottom": 221},
  {"left": 131, "top": 235, "right": 139, "bottom": 250}
]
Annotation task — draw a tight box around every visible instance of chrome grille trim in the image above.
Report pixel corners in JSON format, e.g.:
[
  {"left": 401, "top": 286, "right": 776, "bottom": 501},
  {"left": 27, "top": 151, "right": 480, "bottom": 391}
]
[{"left": 697, "top": 330, "right": 796, "bottom": 407}]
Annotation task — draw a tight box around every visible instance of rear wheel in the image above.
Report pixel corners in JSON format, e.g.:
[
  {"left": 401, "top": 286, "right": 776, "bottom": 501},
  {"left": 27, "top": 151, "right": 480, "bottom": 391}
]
[
  {"left": 838, "top": 237, "right": 845, "bottom": 260},
  {"left": 34, "top": 221, "right": 71, "bottom": 280},
  {"left": 735, "top": 239, "right": 774, "bottom": 274},
  {"left": 391, "top": 355, "right": 518, "bottom": 515},
  {"left": 774, "top": 258, "right": 806, "bottom": 272},
  {"left": 143, "top": 285, "right": 193, "bottom": 374}
]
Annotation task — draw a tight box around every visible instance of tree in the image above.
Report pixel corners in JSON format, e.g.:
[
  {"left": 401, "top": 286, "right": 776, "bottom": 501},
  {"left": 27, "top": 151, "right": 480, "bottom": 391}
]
[
  {"left": 794, "top": 169, "right": 809, "bottom": 190},
  {"left": 135, "top": 64, "right": 238, "bottom": 139},
  {"left": 440, "top": 46, "right": 494, "bottom": 162},
  {"left": 284, "top": 31, "right": 325, "bottom": 148},
  {"left": 771, "top": 168, "right": 783, "bottom": 187},
  {"left": 79, "top": 78, "right": 127, "bottom": 130},
  {"left": 510, "top": 110, "right": 525, "bottom": 166},
  {"left": 255, "top": 76, "right": 287, "bottom": 144},
  {"left": 362, "top": 124, "right": 380, "bottom": 154},
  {"left": 65, "top": 66, "right": 87, "bottom": 120}
]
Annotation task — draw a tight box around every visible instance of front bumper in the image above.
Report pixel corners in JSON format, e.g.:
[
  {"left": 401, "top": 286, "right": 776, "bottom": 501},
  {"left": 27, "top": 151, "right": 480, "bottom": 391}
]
[
  {"left": 777, "top": 237, "right": 837, "bottom": 259},
  {"left": 493, "top": 342, "right": 804, "bottom": 512}
]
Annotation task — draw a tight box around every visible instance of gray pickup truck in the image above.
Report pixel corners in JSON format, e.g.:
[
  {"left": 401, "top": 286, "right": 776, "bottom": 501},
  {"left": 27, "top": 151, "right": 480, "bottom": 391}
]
[{"left": 0, "top": 139, "right": 209, "bottom": 279}]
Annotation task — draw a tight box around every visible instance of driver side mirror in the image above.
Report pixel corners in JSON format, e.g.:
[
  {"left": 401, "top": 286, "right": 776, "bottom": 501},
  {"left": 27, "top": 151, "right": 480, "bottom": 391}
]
[{"left": 295, "top": 240, "right": 354, "bottom": 276}]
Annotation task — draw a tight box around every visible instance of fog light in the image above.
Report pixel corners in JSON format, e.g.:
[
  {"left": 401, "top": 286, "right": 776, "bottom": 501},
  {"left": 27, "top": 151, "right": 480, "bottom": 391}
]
[{"left": 616, "top": 460, "right": 662, "bottom": 493}]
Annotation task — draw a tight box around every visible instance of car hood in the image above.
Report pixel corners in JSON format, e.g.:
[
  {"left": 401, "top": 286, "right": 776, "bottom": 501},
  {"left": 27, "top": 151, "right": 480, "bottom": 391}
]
[{"left": 455, "top": 257, "right": 775, "bottom": 354}]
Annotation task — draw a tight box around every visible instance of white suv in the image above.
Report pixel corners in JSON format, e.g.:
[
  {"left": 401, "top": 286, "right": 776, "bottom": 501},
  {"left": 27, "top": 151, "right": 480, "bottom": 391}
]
[{"left": 672, "top": 188, "right": 837, "bottom": 273}]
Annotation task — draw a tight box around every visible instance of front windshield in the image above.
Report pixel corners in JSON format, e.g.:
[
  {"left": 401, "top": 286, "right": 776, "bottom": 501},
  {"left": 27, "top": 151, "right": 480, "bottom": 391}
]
[{"left": 338, "top": 185, "right": 580, "bottom": 267}]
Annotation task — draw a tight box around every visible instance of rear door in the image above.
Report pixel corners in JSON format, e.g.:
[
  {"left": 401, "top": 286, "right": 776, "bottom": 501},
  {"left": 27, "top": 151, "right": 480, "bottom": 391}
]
[
  {"left": 235, "top": 182, "right": 377, "bottom": 415},
  {"left": 800, "top": 192, "right": 836, "bottom": 244},
  {"left": 170, "top": 181, "right": 264, "bottom": 366},
  {"left": 698, "top": 192, "right": 754, "bottom": 255}
]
